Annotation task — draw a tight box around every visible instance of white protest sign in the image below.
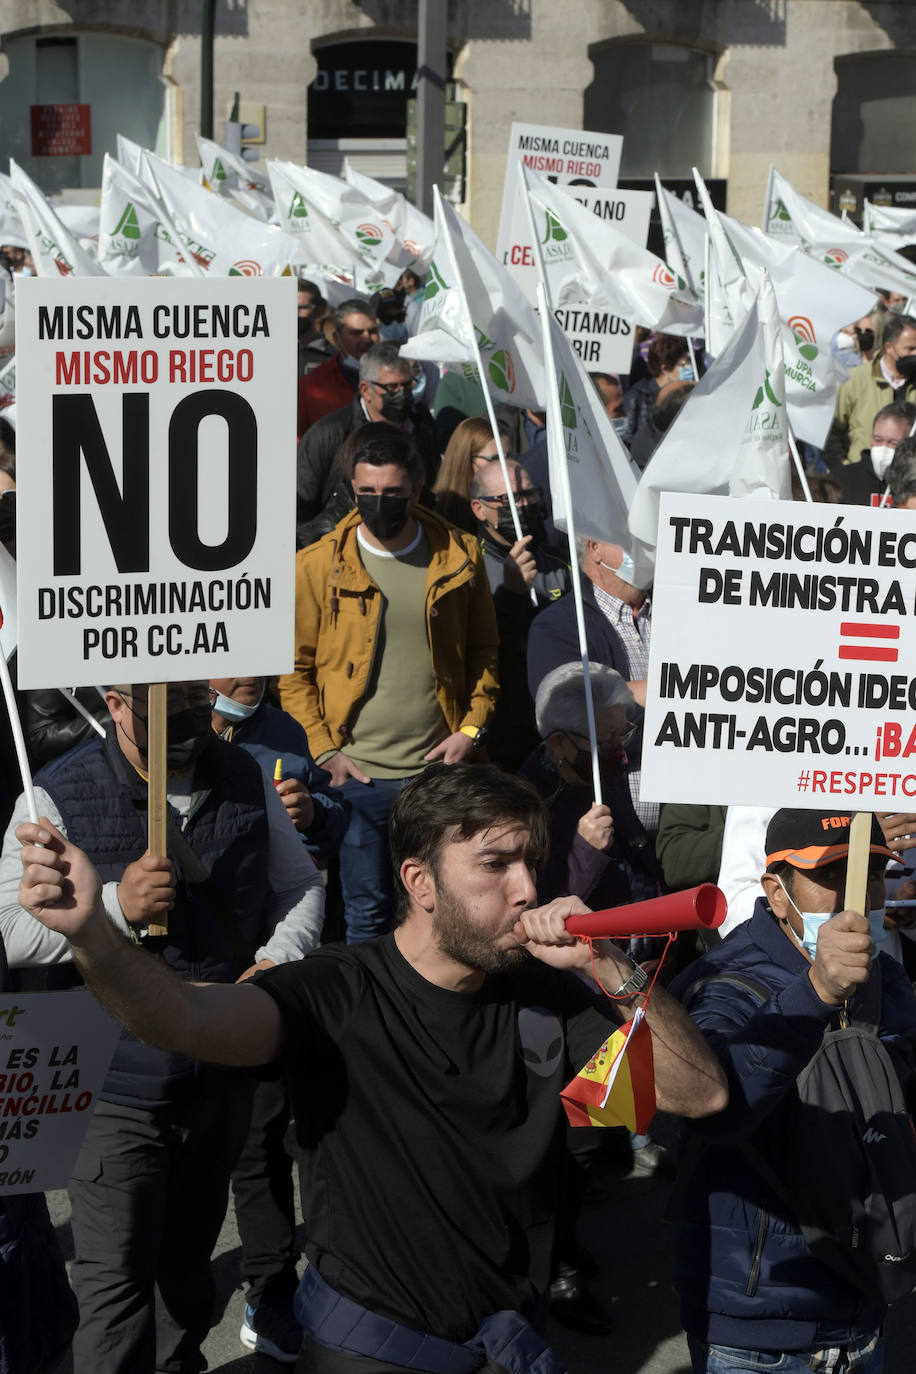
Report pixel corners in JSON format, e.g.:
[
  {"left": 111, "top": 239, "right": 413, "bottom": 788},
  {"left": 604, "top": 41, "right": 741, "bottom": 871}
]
[
  {"left": 0, "top": 990, "right": 119, "bottom": 1193},
  {"left": 15, "top": 276, "right": 296, "bottom": 688},
  {"left": 549, "top": 187, "right": 653, "bottom": 371},
  {"left": 642, "top": 492, "right": 916, "bottom": 812}
]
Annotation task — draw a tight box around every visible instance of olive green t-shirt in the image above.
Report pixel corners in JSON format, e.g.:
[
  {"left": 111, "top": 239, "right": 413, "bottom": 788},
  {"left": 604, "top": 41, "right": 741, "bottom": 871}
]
[{"left": 345, "top": 527, "right": 448, "bottom": 778}]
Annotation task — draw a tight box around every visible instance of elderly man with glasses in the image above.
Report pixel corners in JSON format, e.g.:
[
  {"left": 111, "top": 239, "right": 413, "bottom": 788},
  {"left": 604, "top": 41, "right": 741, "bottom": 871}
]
[{"left": 0, "top": 680, "right": 324, "bottom": 1374}]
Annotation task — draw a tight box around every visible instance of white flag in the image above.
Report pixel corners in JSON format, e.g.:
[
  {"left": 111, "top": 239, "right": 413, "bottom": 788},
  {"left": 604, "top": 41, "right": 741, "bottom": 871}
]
[
  {"left": 541, "top": 301, "right": 637, "bottom": 551},
  {"left": 145, "top": 151, "right": 297, "bottom": 276},
  {"left": 97, "top": 154, "right": 195, "bottom": 277},
  {"left": 763, "top": 166, "right": 916, "bottom": 299},
  {"left": 693, "top": 170, "right": 754, "bottom": 341},
  {"left": 194, "top": 135, "right": 274, "bottom": 222},
  {"left": 628, "top": 274, "right": 791, "bottom": 579},
  {"left": 344, "top": 166, "right": 435, "bottom": 272},
  {"left": 400, "top": 189, "right": 544, "bottom": 410},
  {"left": 266, "top": 160, "right": 399, "bottom": 288},
  {"left": 0, "top": 173, "right": 28, "bottom": 251},
  {"left": 267, "top": 160, "right": 383, "bottom": 290},
  {"left": 654, "top": 175, "right": 703, "bottom": 298},
  {"left": 0, "top": 541, "right": 17, "bottom": 662},
  {"left": 9, "top": 162, "right": 106, "bottom": 278},
  {"left": 523, "top": 165, "right": 704, "bottom": 335}
]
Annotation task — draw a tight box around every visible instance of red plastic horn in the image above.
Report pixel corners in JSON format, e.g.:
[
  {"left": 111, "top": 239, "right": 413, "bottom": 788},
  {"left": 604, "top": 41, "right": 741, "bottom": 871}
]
[{"left": 564, "top": 884, "right": 727, "bottom": 939}]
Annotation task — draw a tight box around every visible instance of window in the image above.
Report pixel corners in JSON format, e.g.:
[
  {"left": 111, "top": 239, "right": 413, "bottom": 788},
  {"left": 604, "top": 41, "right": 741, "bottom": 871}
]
[{"left": 831, "top": 52, "right": 916, "bottom": 174}]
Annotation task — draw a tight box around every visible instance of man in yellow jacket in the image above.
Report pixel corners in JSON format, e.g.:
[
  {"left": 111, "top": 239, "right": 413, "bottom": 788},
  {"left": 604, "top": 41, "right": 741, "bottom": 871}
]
[{"left": 279, "top": 422, "right": 500, "bottom": 943}]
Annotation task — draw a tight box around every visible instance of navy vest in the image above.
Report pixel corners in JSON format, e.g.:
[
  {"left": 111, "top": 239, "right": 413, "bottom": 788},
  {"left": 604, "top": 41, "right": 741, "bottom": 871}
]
[{"left": 35, "top": 730, "right": 270, "bottom": 1108}]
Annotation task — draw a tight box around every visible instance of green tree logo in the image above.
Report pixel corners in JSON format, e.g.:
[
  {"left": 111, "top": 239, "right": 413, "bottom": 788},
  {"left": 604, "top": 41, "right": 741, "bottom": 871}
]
[
  {"left": 212, "top": 157, "right": 226, "bottom": 182},
  {"left": 289, "top": 193, "right": 309, "bottom": 220},
  {"left": 774, "top": 199, "right": 791, "bottom": 222},
  {"left": 113, "top": 203, "right": 141, "bottom": 241},
  {"left": 423, "top": 259, "right": 449, "bottom": 301},
  {"left": 542, "top": 209, "right": 568, "bottom": 245},
  {"left": 475, "top": 324, "right": 495, "bottom": 351},
  {"left": 752, "top": 369, "right": 783, "bottom": 410},
  {"left": 559, "top": 373, "right": 577, "bottom": 429},
  {"left": 488, "top": 349, "right": 515, "bottom": 394}
]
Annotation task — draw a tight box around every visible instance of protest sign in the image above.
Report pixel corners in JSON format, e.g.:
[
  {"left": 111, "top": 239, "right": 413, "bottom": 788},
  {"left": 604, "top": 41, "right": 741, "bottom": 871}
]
[
  {"left": 15, "top": 275, "right": 296, "bottom": 688},
  {"left": 642, "top": 492, "right": 916, "bottom": 812},
  {"left": 0, "top": 990, "right": 119, "bottom": 1194}
]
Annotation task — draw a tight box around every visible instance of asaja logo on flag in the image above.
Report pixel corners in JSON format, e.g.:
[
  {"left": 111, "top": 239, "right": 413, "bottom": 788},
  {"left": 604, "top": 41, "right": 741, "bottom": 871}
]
[
  {"left": 356, "top": 223, "right": 383, "bottom": 248},
  {"left": 775, "top": 199, "right": 792, "bottom": 222},
  {"left": 475, "top": 324, "right": 495, "bottom": 351},
  {"left": 541, "top": 209, "right": 568, "bottom": 245},
  {"left": 488, "top": 349, "right": 515, "bottom": 394},
  {"left": 559, "top": 372, "right": 577, "bottom": 430},
  {"left": 289, "top": 193, "right": 309, "bottom": 222},
  {"left": 752, "top": 369, "right": 782, "bottom": 411},
  {"left": 229, "top": 260, "right": 263, "bottom": 276},
  {"left": 113, "top": 203, "right": 141, "bottom": 241},
  {"left": 788, "top": 314, "right": 818, "bottom": 361},
  {"left": 823, "top": 247, "right": 849, "bottom": 269},
  {"left": 423, "top": 260, "right": 449, "bottom": 301},
  {"left": 212, "top": 157, "right": 227, "bottom": 182}
]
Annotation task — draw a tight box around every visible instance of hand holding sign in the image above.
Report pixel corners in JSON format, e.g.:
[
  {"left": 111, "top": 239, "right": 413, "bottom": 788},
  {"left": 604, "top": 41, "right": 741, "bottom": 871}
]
[
  {"left": 809, "top": 909, "right": 873, "bottom": 1007},
  {"left": 117, "top": 854, "right": 175, "bottom": 925},
  {"left": 17, "top": 819, "right": 102, "bottom": 941}
]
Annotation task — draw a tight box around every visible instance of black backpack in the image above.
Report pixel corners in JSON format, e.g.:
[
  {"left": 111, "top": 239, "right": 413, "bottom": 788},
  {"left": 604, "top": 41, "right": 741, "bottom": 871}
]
[{"left": 685, "top": 964, "right": 916, "bottom": 1304}]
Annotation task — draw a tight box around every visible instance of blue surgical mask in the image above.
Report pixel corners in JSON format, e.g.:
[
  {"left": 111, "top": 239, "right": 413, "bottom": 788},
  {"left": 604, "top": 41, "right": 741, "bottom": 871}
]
[
  {"left": 599, "top": 551, "right": 637, "bottom": 586},
  {"left": 678, "top": 363, "right": 696, "bottom": 381},
  {"left": 777, "top": 876, "right": 884, "bottom": 960},
  {"left": 379, "top": 321, "right": 408, "bottom": 343},
  {"left": 212, "top": 686, "right": 264, "bottom": 723}
]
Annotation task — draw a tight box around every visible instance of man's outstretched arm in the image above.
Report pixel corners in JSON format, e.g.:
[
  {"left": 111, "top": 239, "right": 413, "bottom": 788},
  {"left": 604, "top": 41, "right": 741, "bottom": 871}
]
[{"left": 17, "top": 820, "right": 284, "bottom": 1068}]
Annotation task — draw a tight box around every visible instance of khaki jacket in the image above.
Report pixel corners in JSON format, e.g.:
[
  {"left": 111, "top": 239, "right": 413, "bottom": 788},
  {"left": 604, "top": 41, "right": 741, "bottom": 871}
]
[
  {"left": 278, "top": 505, "right": 500, "bottom": 761},
  {"left": 826, "top": 354, "right": 916, "bottom": 466}
]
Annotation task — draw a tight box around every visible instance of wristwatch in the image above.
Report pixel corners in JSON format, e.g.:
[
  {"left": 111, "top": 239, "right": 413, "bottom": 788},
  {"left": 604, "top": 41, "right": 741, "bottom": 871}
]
[
  {"left": 613, "top": 962, "right": 649, "bottom": 1001},
  {"left": 459, "top": 724, "right": 489, "bottom": 748}
]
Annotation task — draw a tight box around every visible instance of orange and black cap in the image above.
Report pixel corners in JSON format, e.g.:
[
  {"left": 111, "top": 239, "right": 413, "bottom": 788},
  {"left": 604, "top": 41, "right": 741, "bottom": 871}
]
[{"left": 764, "top": 809, "right": 895, "bottom": 871}]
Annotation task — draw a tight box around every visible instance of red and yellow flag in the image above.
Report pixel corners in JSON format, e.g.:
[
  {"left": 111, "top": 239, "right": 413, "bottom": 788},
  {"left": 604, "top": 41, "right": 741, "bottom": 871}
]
[{"left": 560, "top": 1007, "right": 656, "bottom": 1134}]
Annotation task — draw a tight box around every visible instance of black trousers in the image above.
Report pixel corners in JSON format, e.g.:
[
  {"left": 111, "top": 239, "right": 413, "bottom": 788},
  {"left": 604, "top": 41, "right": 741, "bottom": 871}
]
[
  {"left": 231, "top": 1075, "right": 301, "bottom": 1305},
  {"left": 68, "top": 1084, "right": 253, "bottom": 1374}
]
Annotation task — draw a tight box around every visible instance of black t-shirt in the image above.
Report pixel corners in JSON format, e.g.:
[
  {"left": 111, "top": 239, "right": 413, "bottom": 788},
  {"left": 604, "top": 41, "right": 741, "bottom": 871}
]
[{"left": 256, "top": 934, "right": 616, "bottom": 1340}]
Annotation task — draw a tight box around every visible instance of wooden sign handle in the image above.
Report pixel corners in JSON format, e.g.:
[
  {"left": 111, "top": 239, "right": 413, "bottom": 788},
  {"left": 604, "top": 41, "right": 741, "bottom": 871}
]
[
  {"left": 146, "top": 683, "right": 169, "bottom": 937},
  {"left": 843, "top": 810, "right": 872, "bottom": 918}
]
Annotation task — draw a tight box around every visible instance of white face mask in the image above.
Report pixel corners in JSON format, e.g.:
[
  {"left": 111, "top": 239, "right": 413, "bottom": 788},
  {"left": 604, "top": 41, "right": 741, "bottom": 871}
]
[
  {"left": 871, "top": 444, "right": 896, "bottom": 480},
  {"left": 341, "top": 353, "right": 361, "bottom": 371},
  {"left": 212, "top": 683, "right": 265, "bottom": 723},
  {"left": 776, "top": 875, "right": 884, "bottom": 960},
  {"left": 835, "top": 330, "right": 858, "bottom": 352}
]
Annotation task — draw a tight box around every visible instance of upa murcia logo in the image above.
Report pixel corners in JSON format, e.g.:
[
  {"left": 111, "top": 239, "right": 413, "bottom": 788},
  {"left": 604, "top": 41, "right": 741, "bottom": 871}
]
[
  {"left": 356, "top": 222, "right": 383, "bottom": 249},
  {"left": 823, "top": 247, "right": 849, "bottom": 269},
  {"left": 788, "top": 314, "right": 818, "bottom": 361},
  {"left": 229, "top": 260, "right": 263, "bottom": 276},
  {"left": 488, "top": 349, "right": 515, "bottom": 394},
  {"left": 113, "top": 203, "right": 141, "bottom": 241},
  {"left": 423, "top": 259, "right": 449, "bottom": 302},
  {"left": 652, "top": 262, "right": 687, "bottom": 291}
]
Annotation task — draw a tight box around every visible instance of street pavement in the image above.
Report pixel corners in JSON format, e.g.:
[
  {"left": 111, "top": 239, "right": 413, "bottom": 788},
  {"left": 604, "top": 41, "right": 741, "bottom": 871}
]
[{"left": 47, "top": 1142, "right": 916, "bottom": 1373}]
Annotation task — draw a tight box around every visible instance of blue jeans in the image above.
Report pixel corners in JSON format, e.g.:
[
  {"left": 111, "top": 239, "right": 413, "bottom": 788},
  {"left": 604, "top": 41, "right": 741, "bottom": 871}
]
[
  {"left": 688, "top": 1335, "right": 883, "bottom": 1374},
  {"left": 336, "top": 775, "right": 413, "bottom": 944}
]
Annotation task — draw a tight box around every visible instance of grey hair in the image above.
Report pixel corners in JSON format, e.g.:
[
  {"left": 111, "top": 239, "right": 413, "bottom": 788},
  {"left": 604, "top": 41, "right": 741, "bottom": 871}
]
[
  {"left": 333, "top": 297, "right": 375, "bottom": 330},
  {"left": 888, "top": 436, "right": 916, "bottom": 506},
  {"left": 573, "top": 533, "right": 588, "bottom": 567},
  {"left": 535, "top": 661, "right": 634, "bottom": 739},
  {"left": 359, "top": 341, "right": 409, "bottom": 384}
]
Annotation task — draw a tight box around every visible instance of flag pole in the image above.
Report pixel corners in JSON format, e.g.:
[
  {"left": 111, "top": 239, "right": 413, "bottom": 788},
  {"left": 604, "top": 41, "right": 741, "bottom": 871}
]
[
  {"left": 786, "top": 424, "right": 813, "bottom": 503},
  {"left": 0, "top": 650, "right": 37, "bottom": 824},
  {"left": 433, "top": 185, "right": 536, "bottom": 606},
  {"left": 536, "top": 281, "right": 603, "bottom": 805}
]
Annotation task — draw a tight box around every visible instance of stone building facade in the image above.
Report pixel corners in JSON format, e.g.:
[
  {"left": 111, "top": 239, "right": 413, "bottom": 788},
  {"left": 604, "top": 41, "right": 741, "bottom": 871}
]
[{"left": 1, "top": 1, "right": 914, "bottom": 246}]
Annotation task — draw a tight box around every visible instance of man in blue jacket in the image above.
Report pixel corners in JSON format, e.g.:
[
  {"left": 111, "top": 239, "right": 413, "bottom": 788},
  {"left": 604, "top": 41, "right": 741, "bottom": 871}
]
[{"left": 672, "top": 808, "right": 916, "bottom": 1374}]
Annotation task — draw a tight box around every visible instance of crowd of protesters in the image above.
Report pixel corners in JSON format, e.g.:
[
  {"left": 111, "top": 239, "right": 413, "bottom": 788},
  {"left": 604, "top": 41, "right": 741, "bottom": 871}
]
[{"left": 1, "top": 258, "right": 916, "bottom": 1374}]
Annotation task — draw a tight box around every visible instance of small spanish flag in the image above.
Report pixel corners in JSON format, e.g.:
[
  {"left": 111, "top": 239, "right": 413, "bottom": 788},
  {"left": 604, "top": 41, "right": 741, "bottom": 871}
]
[{"left": 560, "top": 1007, "right": 656, "bottom": 1134}]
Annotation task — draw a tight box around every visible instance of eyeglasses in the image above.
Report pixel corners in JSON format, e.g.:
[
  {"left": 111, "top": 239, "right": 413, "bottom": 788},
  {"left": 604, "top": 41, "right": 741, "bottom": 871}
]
[
  {"left": 117, "top": 686, "right": 217, "bottom": 714},
  {"left": 478, "top": 487, "right": 543, "bottom": 509},
  {"left": 370, "top": 380, "right": 412, "bottom": 396}
]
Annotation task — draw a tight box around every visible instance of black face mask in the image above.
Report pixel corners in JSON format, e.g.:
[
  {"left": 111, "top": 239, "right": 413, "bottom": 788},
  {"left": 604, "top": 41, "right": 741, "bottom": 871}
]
[
  {"left": 855, "top": 326, "right": 875, "bottom": 353},
  {"left": 379, "top": 391, "right": 412, "bottom": 423},
  {"left": 356, "top": 493, "right": 411, "bottom": 541},
  {"left": 563, "top": 735, "right": 623, "bottom": 786},
  {"left": 165, "top": 706, "right": 214, "bottom": 771},
  {"left": 895, "top": 352, "right": 916, "bottom": 382},
  {"left": 495, "top": 501, "right": 545, "bottom": 547}
]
